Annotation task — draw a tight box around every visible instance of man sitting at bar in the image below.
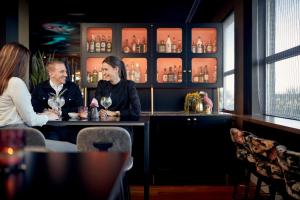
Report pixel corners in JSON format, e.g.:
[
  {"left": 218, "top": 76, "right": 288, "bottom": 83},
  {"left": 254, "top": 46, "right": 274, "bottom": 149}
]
[{"left": 31, "top": 60, "right": 83, "bottom": 142}]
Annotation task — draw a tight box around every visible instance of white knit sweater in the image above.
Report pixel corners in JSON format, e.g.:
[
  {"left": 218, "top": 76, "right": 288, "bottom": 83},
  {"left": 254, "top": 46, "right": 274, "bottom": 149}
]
[{"left": 0, "top": 77, "right": 48, "bottom": 127}]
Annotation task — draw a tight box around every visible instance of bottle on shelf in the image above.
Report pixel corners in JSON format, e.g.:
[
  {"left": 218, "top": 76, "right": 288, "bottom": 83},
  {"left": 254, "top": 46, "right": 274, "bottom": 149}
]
[
  {"left": 206, "top": 40, "right": 212, "bottom": 53},
  {"left": 212, "top": 40, "right": 217, "bottom": 52},
  {"left": 158, "top": 40, "right": 166, "bottom": 53},
  {"left": 171, "top": 37, "right": 177, "bottom": 53},
  {"left": 98, "top": 68, "right": 103, "bottom": 81},
  {"left": 92, "top": 66, "right": 98, "bottom": 83},
  {"left": 167, "top": 66, "right": 175, "bottom": 82},
  {"left": 95, "top": 35, "right": 101, "bottom": 53},
  {"left": 100, "top": 35, "right": 106, "bottom": 53},
  {"left": 89, "top": 34, "right": 95, "bottom": 53},
  {"left": 173, "top": 65, "right": 178, "bottom": 82},
  {"left": 165, "top": 35, "right": 172, "bottom": 53},
  {"left": 162, "top": 68, "right": 168, "bottom": 83},
  {"left": 134, "top": 63, "right": 141, "bottom": 82},
  {"left": 106, "top": 36, "right": 112, "bottom": 53},
  {"left": 86, "top": 39, "right": 89, "bottom": 52},
  {"left": 204, "top": 65, "right": 209, "bottom": 82},
  {"left": 177, "top": 40, "right": 182, "bottom": 53},
  {"left": 191, "top": 41, "right": 196, "bottom": 53},
  {"left": 142, "top": 37, "right": 147, "bottom": 53},
  {"left": 199, "top": 66, "right": 204, "bottom": 83},
  {"left": 193, "top": 68, "right": 199, "bottom": 83},
  {"left": 136, "top": 39, "right": 141, "bottom": 53},
  {"left": 131, "top": 35, "right": 137, "bottom": 53},
  {"left": 123, "top": 39, "right": 130, "bottom": 53},
  {"left": 177, "top": 65, "right": 182, "bottom": 83},
  {"left": 196, "top": 36, "right": 203, "bottom": 53},
  {"left": 130, "top": 63, "right": 135, "bottom": 81}
]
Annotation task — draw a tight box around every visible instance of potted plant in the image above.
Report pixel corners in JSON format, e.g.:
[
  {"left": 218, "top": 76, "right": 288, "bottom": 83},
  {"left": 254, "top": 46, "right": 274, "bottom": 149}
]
[{"left": 30, "top": 51, "right": 55, "bottom": 89}]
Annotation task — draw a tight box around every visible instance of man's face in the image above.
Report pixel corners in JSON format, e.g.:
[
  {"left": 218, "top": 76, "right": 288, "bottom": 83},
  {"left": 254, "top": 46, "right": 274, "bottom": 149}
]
[{"left": 49, "top": 63, "right": 67, "bottom": 85}]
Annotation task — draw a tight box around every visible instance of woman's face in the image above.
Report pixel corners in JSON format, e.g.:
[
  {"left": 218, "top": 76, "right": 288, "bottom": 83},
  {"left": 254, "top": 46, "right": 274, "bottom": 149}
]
[{"left": 101, "top": 62, "right": 119, "bottom": 82}]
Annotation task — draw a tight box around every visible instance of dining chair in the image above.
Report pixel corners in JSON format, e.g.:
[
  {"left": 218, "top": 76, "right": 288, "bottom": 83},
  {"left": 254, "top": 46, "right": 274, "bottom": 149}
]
[
  {"left": 246, "top": 134, "right": 287, "bottom": 199},
  {"left": 276, "top": 145, "right": 300, "bottom": 200},
  {"left": 77, "top": 127, "right": 133, "bottom": 200},
  {"left": 0, "top": 127, "right": 77, "bottom": 152},
  {"left": 230, "top": 128, "right": 256, "bottom": 200}
]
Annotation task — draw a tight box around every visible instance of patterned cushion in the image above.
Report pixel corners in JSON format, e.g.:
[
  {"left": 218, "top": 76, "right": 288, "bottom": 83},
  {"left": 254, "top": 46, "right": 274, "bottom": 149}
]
[
  {"left": 247, "top": 135, "right": 283, "bottom": 180},
  {"left": 230, "top": 128, "right": 256, "bottom": 163},
  {"left": 277, "top": 145, "right": 300, "bottom": 199}
]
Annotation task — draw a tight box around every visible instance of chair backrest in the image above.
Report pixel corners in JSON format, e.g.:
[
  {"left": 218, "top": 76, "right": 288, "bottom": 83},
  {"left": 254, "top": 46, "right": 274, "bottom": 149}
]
[
  {"left": 247, "top": 135, "right": 283, "bottom": 179},
  {"left": 77, "top": 127, "right": 133, "bottom": 170},
  {"left": 0, "top": 127, "right": 46, "bottom": 147},
  {"left": 276, "top": 145, "right": 300, "bottom": 199},
  {"left": 77, "top": 127, "right": 132, "bottom": 153},
  {"left": 230, "top": 128, "right": 254, "bottom": 162}
]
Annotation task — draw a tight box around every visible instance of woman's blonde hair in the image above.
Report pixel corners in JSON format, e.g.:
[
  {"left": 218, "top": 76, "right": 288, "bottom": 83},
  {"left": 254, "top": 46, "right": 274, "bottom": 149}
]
[{"left": 0, "top": 42, "right": 30, "bottom": 95}]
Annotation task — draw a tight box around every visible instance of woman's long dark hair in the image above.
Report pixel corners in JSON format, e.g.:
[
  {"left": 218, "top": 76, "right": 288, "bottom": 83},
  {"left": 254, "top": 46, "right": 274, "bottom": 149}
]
[
  {"left": 0, "top": 42, "right": 30, "bottom": 95},
  {"left": 102, "top": 56, "right": 127, "bottom": 80}
]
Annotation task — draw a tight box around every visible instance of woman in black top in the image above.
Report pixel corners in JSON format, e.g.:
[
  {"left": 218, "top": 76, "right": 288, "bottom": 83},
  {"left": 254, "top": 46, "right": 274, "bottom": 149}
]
[{"left": 95, "top": 56, "right": 141, "bottom": 118}]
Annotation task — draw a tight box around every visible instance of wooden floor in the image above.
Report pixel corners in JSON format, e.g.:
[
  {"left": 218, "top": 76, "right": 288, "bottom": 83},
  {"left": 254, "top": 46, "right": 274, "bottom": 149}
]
[
  {"left": 130, "top": 185, "right": 275, "bottom": 200},
  {"left": 130, "top": 185, "right": 234, "bottom": 200}
]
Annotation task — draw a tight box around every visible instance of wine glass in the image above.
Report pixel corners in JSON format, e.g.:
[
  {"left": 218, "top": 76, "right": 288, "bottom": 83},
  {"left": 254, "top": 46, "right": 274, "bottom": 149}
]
[
  {"left": 100, "top": 95, "right": 112, "bottom": 110},
  {"left": 48, "top": 96, "right": 65, "bottom": 118}
]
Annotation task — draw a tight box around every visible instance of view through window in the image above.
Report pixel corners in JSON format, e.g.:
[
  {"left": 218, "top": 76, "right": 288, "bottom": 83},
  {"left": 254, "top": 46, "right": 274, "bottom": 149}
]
[{"left": 265, "top": 0, "right": 300, "bottom": 120}]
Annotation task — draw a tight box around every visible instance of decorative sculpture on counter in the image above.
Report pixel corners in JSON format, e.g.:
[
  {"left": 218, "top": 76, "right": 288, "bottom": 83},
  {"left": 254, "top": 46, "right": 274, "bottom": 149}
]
[{"left": 184, "top": 91, "right": 213, "bottom": 114}]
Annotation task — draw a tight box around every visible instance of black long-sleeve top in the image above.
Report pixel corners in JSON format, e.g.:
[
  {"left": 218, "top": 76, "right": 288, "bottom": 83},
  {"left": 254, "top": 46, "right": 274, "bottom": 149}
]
[{"left": 95, "top": 80, "right": 141, "bottom": 117}]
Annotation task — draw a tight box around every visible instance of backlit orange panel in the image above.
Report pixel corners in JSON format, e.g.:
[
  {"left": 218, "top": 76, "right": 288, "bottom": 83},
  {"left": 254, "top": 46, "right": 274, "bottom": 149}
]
[
  {"left": 157, "top": 58, "right": 182, "bottom": 83},
  {"left": 192, "top": 58, "right": 217, "bottom": 83},
  {"left": 87, "top": 28, "right": 112, "bottom": 41},
  {"left": 86, "top": 58, "right": 104, "bottom": 73},
  {"left": 122, "top": 58, "right": 147, "bottom": 83},
  {"left": 191, "top": 28, "right": 217, "bottom": 53}
]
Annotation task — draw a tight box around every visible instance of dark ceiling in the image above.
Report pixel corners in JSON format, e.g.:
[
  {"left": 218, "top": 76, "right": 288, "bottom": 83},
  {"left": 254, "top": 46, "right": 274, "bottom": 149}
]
[{"left": 29, "top": 0, "right": 232, "bottom": 55}]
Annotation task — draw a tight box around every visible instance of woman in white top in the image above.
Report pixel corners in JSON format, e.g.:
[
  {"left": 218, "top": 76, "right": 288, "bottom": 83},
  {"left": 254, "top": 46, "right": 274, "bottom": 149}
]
[{"left": 0, "top": 42, "right": 58, "bottom": 127}]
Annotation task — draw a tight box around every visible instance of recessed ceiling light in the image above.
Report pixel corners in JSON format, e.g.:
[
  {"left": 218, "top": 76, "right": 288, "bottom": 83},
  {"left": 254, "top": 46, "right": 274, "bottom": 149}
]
[{"left": 67, "top": 13, "right": 86, "bottom": 16}]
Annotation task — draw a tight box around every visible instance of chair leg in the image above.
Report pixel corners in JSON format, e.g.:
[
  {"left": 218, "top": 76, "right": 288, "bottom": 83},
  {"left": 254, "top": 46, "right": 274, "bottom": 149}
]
[
  {"left": 254, "top": 178, "right": 262, "bottom": 199},
  {"left": 269, "top": 185, "right": 276, "bottom": 200},
  {"left": 243, "top": 170, "right": 251, "bottom": 200}
]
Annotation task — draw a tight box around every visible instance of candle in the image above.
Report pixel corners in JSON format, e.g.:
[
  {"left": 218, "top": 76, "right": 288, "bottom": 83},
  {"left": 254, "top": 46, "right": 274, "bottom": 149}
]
[
  {"left": 84, "top": 87, "right": 87, "bottom": 107},
  {"left": 0, "top": 130, "right": 25, "bottom": 172}
]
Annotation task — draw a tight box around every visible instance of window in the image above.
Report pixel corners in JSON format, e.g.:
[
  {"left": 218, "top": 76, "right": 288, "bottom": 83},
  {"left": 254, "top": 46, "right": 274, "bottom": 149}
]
[
  {"left": 221, "top": 13, "right": 235, "bottom": 111},
  {"left": 265, "top": 0, "right": 300, "bottom": 120}
]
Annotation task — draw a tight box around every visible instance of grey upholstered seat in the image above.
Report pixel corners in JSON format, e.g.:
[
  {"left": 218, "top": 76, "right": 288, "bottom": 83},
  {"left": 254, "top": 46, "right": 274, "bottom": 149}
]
[
  {"left": 0, "top": 127, "right": 77, "bottom": 152},
  {"left": 77, "top": 126, "right": 133, "bottom": 170}
]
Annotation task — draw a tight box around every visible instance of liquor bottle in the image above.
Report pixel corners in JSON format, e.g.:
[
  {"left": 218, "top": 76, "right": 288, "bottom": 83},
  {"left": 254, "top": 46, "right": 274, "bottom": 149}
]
[
  {"left": 136, "top": 39, "right": 141, "bottom": 53},
  {"left": 171, "top": 37, "right": 177, "bottom": 53},
  {"left": 193, "top": 68, "right": 199, "bottom": 83},
  {"left": 158, "top": 40, "right": 166, "bottom": 53},
  {"left": 212, "top": 40, "right": 217, "bottom": 52},
  {"left": 142, "top": 37, "right": 147, "bottom": 53},
  {"left": 191, "top": 41, "right": 196, "bottom": 53},
  {"left": 130, "top": 63, "right": 135, "bottom": 81},
  {"left": 177, "top": 40, "right": 182, "bottom": 53},
  {"left": 134, "top": 63, "right": 141, "bottom": 82},
  {"left": 86, "top": 39, "right": 89, "bottom": 52},
  {"left": 131, "top": 35, "right": 137, "bottom": 53},
  {"left": 98, "top": 68, "right": 103, "bottom": 81},
  {"left": 177, "top": 65, "right": 182, "bottom": 83},
  {"left": 125, "top": 64, "right": 130, "bottom": 79},
  {"left": 95, "top": 35, "right": 101, "bottom": 53},
  {"left": 199, "top": 66, "right": 204, "bottom": 83},
  {"left": 162, "top": 68, "right": 168, "bottom": 82},
  {"left": 123, "top": 39, "right": 130, "bottom": 53},
  {"left": 173, "top": 65, "right": 178, "bottom": 82},
  {"left": 89, "top": 34, "right": 95, "bottom": 53},
  {"left": 167, "top": 66, "right": 174, "bottom": 82},
  {"left": 106, "top": 36, "right": 112, "bottom": 53},
  {"left": 207, "top": 40, "right": 212, "bottom": 53},
  {"left": 204, "top": 65, "right": 209, "bottom": 82},
  {"left": 92, "top": 66, "right": 98, "bottom": 83},
  {"left": 196, "top": 36, "right": 203, "bottom": 53},
  {"left": 165, "top": 35, "right": 172, "bottom": 53},
  {"left": 144, "top": 69, "right": 147, "bottom": 82},
  {"left": 100, "top": 35, "right": 106, "bottom": 53}
]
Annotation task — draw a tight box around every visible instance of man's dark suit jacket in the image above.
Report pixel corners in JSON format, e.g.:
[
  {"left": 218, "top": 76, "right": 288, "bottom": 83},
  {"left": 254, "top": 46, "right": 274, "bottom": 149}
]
[{"left": 31, "top": 80, "right": 83, "bottom": 118}]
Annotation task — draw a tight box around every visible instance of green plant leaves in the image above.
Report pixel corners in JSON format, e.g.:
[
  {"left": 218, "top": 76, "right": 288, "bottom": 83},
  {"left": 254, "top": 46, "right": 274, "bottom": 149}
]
[{"left": 30, "top": 51, "right": 55, "bottom": 89}]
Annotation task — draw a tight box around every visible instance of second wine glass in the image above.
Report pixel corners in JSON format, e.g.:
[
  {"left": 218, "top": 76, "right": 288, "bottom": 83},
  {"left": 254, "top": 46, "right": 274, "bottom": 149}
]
[{"left": 100, "top": 96, "right": 112, "bottom": 110}]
